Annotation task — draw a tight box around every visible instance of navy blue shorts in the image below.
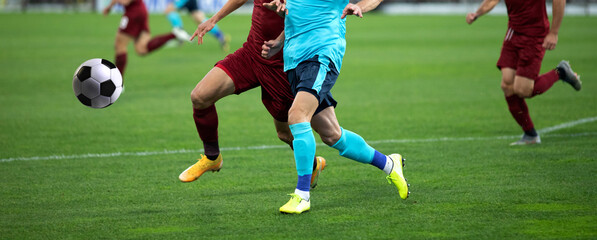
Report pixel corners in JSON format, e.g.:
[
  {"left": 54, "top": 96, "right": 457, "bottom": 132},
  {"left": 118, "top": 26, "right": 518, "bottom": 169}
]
[
  {"left": 174, "top": 0, "right": 199, "bottom": 12},
  {"left": 287, "top": 55, "right": 338, "bottom": 115}
]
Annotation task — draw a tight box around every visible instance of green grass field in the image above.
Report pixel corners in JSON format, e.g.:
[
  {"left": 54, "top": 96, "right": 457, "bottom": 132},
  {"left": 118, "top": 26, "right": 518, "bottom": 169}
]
[{"left": 1, "top": 12, "right": 596, "bottom": 239}]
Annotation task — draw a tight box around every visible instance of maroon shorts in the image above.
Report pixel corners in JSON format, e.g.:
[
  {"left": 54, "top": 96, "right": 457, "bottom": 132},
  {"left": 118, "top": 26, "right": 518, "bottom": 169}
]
[
  {"left": 497, "top": 28, "right": 546, "bottom": 80},
  {"left": 118, "top": 6, "right": 149, "bottom": 39},
  {"left": 215, "top": 47, "right": 294, "bottom": 122}
]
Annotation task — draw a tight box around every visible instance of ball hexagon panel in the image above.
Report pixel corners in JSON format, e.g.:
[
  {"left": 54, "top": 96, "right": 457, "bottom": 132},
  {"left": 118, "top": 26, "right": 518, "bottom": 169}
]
[
  {"left": 73, "top": 76, "right": 82, "bottom": 95},
  {"left": 81, "top": 78, "right": 100, "bottom": 99},
  {"left": 91, "top": 95, "right": 112, "bottom": 108},
  {"left": 110, "top": 68, "right": 123, "bottom": 87},
  {"left": 90, "top": 64, "right": 112, "bottom": 83},
  {"left": 81, "top": 58, "right": 102, "bottom": 67}
]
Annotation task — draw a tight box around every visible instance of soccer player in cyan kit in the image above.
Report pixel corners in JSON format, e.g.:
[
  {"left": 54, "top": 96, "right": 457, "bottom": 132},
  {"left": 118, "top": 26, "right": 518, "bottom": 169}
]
[
  {"left": 467, "top": 0, "right": 582, "bottom": 145},
  {"left": 103, "top": 0, "right": 189, "bottom": 77},
  {"left": 177, "top": 0, "right": 326, "bottom": 188},
  {"left": 263, "top": 0, "right": 409, "bottom": 214}
]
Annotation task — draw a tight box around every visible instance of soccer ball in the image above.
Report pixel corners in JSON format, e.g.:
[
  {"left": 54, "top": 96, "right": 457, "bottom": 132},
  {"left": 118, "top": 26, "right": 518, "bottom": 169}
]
[{"left": 72, "top": 58, "right": 123, "bottom": 108}]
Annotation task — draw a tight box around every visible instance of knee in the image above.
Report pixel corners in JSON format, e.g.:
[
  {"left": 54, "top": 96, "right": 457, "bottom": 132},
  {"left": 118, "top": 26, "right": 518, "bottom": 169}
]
[
  {"left": 134, "top": 44, "right": 148, "bottom": 56},
  {"left": 319, "top": 129, "right": 342, "bottom": 146},
  {"left": 513, "top": 86, "right": 532, "bottom": 98},
  {"left": 190, "top": 88, "right": 212, "bottom": 109}
]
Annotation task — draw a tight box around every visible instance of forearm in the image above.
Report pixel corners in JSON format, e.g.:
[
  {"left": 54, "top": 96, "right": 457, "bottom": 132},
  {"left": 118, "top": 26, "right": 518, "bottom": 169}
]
[
  {"left": 355, "top": 0, "right": 383, "bottom": 14},
  {"left": 210, "top": 0, "right": 248, "bottom": 23},
  {"left": 550, "top": 0, "right": 565, "bottom": 34},
  {"left": 276, "top": 31, "right": 285, "bottom": 43},
  {"left": 475, "top": 0, "right": 499, "bottom": 17}
]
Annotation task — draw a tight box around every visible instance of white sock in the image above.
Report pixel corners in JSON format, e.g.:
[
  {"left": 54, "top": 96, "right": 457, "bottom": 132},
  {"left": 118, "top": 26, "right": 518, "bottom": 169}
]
[
  {"left": 294, "top": 189, "right": 310, "bottom": 201},
  {"left": 382, "top": 156, "right": 394, "bottom": 175}
]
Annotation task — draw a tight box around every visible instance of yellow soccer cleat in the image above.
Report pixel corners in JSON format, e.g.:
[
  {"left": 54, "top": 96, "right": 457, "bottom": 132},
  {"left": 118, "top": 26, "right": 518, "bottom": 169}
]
[
  {"left": 178, "top": 154, "right": 223, "bottom": 182},
  {"left": 310, "top": 156, "right": 326, "bottom": 189},
  {"left": 386, "top": 153, "right": 410, "bottom": 199},
  {"left": 279, "top": 193, "right": 310, "bottom": 214}
]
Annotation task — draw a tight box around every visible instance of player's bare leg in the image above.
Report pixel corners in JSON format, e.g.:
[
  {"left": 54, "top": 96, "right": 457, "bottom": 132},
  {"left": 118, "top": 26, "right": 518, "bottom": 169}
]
[
  {"left": 134, "top": 31, "right": 151, "bottom": 55},
  {"left": 501, "top": 68, "right": 540, "bottom": 145},
  {"left": 179, "top": 67, "right": 235, "bottom": 182},
  {"left": 114, "top": 32, "right": 132, "bottom": 76}
]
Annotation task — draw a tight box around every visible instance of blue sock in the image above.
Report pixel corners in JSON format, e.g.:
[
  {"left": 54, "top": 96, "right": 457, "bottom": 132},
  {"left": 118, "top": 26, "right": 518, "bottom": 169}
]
[
  {"left": 290, "top": 122, "right": 315, "bottom": 191},
  {"left": 167, "top": 12, "right": 184, "bottom": 28},
  {"left": 296, "top": 175, "right": 311, "bottom": 192},
  {"left": 331, "top": 128, "right": 375, "bottom": 163},
  {"left": 370, "top": 151, "right": 388, "bottom": 171}
]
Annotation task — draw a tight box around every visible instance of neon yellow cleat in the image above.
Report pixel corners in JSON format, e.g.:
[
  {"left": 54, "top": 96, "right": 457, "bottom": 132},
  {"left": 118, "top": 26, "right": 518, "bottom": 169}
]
[
  {"left": 310, "top": 156, "right": 326, "bottom": 189},
  {"left": 178, "top": 154, "right": 223, "bottom": 182},
  {"left": 279, "top": 193, "right": 310, "bottom": 214},
  {"left": 386, "top": 153, "right": 409, "bottom": 199}
]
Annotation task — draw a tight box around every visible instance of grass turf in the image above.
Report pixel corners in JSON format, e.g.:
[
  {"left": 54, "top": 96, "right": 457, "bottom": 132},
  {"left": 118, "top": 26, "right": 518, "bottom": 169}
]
[{"left": 0, "top": 13, "right": 596, "bottom": 239}]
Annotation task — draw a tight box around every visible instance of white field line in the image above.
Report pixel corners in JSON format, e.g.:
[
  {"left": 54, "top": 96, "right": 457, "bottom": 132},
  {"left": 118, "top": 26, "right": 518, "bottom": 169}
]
[{"left": 2, "top": 116, "right": 596, "bottom": 163}]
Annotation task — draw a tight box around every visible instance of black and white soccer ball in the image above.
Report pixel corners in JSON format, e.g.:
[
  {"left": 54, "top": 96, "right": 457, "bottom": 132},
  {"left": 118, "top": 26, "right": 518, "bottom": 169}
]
[{"left": 72, "top": 58, "right": 123, "bottom": 109}]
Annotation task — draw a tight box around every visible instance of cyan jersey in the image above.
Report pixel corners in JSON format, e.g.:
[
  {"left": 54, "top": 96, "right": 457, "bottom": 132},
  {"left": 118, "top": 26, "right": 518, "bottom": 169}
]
[{"left": 283, "top": 0, "right": 348, "bottom": 72}]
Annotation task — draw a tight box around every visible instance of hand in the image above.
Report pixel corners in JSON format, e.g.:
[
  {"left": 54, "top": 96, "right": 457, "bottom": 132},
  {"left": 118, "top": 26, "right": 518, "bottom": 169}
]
[
  {"left": 341, "top": 3, "right": 362, "bottom": 19},
  {"left": 261, "top": 39, "right": 283, "bottom": 59},
  {"left": 542, "top": 32, "right": 558, "bottom": 50},
  {"left": 263, "top": 0, "right": 287, "bottom": 16},
  {"left": 466, "top": 12, "right": 478, "bottom": 24},
  {"left": 102, "top": 6, "right": 111, "bottom": 16},
  {"left": 190, "top": 20, "right": 215, "bottom": 45}
]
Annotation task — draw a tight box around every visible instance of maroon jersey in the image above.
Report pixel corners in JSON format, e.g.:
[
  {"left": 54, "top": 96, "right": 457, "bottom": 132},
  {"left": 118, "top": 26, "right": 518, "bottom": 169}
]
[
  {"left": 505, "top": 0, "right": 550, "bottom": 37},
  {"left": 242, "top": 0, "right": 285, "bottom": 67}
]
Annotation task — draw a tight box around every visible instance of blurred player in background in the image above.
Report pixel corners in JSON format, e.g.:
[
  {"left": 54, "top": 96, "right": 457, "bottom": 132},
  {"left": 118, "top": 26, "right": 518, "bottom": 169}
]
[
  {"left": 262, "top": 0, "right": 409, "bottom": 214},
  {"left": 164, "top": 0, "right": 230, "bottom": 52},
  {"left": 177, "top": 0, "right": 326, "bottom": 188},
  {"left": 466, "top": 0, "right": 582, "bottom": 145},
  {"left": 103, "top": 0, "right": 189, "bottom": 77}
]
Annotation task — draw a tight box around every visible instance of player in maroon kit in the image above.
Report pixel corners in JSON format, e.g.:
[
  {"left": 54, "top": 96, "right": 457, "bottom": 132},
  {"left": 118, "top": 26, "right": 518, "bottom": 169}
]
[
  {"left": 103, "top": 0, "right": 189, "bottom": 77},
  {"left": 177, "top": 0, "right": 326, "bottom": 187},
  {"left": 466, "top": 0, "right": 582, "bottom": 145}
]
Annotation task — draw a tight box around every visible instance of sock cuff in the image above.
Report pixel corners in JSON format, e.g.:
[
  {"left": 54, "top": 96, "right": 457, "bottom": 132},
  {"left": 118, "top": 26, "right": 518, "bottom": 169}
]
[
  {"left": 289, "top": 122, "right": 312, "bottom": 135},
  {"left": 330, "top": 127, "right": 346, "bottom": 149}
]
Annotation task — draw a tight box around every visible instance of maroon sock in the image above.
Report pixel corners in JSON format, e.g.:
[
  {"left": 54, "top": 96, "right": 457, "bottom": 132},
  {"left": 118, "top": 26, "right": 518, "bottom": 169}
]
[
  {"left": 193, "top": 105, "right": 219, "bottom": 157},
  {"left": 147, "top": 33, "right": 175, "bottom": 53},
  {"left": 505, "top": 95, "right": 534, "bottom": 131},
  {"left": 532, "top": 70, "right": 559, "bottom": 96},
  {"left": 115, "top": 53, "right": 127, "bottom": 77}
]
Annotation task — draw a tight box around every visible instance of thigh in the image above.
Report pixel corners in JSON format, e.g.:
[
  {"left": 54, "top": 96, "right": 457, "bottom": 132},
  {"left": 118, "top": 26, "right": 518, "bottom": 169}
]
[
  {"left": 288, "top": 91, "right": 319, "bottom": 125},
  {"left": 115, "top": 31, "right": 133, "bottom": 54},
  {"left": 191, "top": 66, "right": 236, "bottom": 107},
  {"left": 513, "top": 75, "right": 534, "bottom": 98},
  {"left": 134, "top": 30, "right": 151, "bottom": 54}
]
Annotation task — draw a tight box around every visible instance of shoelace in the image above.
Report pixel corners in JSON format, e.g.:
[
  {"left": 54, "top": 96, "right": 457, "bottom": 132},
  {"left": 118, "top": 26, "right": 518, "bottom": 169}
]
[
  {"left": 288, "top": 193, "right": 301, "bottom": 200},
  {"left": 386, "top": 175, "right": 397, "bottom": 184}
]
